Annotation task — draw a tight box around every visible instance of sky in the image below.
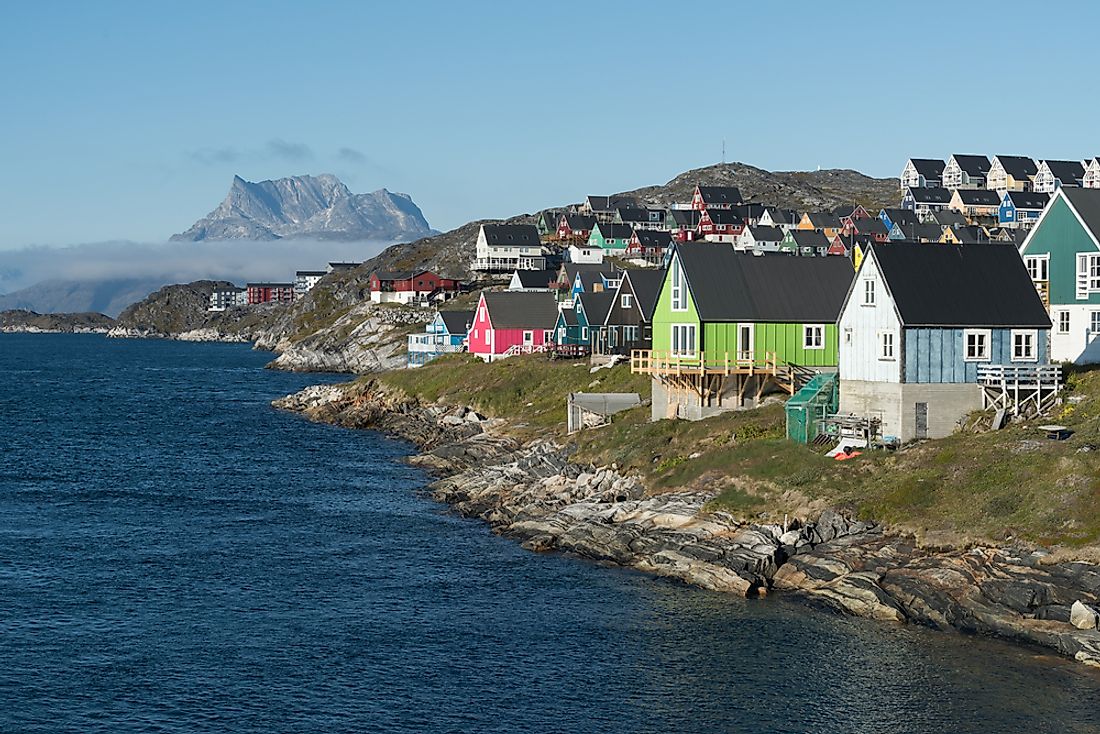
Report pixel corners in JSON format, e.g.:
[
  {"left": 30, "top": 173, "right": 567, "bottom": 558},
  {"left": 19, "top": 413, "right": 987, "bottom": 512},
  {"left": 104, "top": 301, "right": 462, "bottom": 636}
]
[{"left": 1, "top": 0, "right": 1096, "bottom": 250}]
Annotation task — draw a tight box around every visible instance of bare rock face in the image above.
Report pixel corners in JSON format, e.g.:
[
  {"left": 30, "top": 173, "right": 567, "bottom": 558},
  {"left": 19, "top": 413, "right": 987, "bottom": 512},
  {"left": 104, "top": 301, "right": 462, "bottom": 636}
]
[
  {"left": 1071, "top": 600, "right": 1100, "bottom": 630},
  {"left": 171, "top": 174, "right": 433, "bottom": 242},
  {"left": 0, "top": 309, "right": 115, "bottom": 334}
]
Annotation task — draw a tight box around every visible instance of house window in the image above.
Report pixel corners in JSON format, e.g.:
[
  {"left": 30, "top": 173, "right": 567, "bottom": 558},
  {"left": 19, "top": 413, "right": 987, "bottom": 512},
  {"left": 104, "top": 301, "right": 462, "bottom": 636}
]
[
  {"left": 624, "top": 325, "right": 638, "bottom": 343},
  {"left": 1077, "top": 253, "right": 1100, "bottom": 299},
  {"left": 523, "top": 330, "right": 534, "bottom": 345},
  {"left": 803, "top": 325, "right": 824, "bottom": 349},
  {"left": 879, "top": 331, "right": 895, "bottom": 360},
  {"left": 621, "top": 293, "right": 633, "bottom": 309},
  {"left": 1059, "top": 311, "right": 1071, "bottom": 334},
  {"left": 863, "top": 279, "right": 876, "bottom": 305},
  {"left": 964, "top": 329, "right": 991, "bottom": 361},
  {"left": 581, "top": 326, "right": 589, "bottom": 341},
  {"left": 544, "top": 330, "right": 553, "bottom": 342},
  {"left": 671, "top": 323, "right": 697, "bottom": 358},
  {"left": 844, "top": 327, "right": 852, "bottom": 343},
  {"left": 1091, "top": 312, "right": 1100, "bottom": 334},
  {"left": 670, "top": 257, "right": 688, "bottom": 311},
  {"left": 1024, "top": 255, "right": 1049, "bottom": 282},
  {"left": 1011, "top": 329, "right": 1037, "bottom": 361}
]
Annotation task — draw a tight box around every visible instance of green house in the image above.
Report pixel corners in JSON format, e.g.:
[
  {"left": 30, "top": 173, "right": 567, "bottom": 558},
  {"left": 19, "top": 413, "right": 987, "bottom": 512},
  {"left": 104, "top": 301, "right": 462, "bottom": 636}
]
[
  {"left": 1018, "top": 187, "right": 1100, "bottom": 364},
  {"left": 641, "top": 242, "right": 853, "bottom": 420},
  {"left": 588, "top": 222, "right": 634, "bottom": 252}
]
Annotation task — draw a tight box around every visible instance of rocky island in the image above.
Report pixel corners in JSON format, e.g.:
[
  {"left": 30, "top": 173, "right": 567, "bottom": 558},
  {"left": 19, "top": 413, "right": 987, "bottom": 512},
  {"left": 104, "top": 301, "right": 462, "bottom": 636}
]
[{"left": 1, "top": 309, "right": 116, "bottom": 333}]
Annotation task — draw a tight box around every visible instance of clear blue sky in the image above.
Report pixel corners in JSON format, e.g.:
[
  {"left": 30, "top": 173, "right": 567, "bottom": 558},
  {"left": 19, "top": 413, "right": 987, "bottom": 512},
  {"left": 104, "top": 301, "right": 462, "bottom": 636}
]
[{"left": 1, "top": 0, "right": 1094, "bottom": 249}]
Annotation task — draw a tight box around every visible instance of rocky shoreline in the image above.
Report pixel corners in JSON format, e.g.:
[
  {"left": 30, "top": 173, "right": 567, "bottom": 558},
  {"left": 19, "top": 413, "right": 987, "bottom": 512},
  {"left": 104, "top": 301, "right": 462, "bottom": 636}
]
[{"left": 275, "top": 380, "right": 1100, "bottom": 669}]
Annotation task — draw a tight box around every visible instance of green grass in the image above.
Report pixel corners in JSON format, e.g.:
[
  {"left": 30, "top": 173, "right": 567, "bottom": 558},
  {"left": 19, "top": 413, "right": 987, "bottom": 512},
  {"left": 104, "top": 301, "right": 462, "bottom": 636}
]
[{"left": 374, "top": 352, "right": 1100, "bottom": 550}]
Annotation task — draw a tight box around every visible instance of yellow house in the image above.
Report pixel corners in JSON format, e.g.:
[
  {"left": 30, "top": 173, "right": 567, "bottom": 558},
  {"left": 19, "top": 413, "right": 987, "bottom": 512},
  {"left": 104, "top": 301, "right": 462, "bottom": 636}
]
[
  {"left": 986, "top": 155, "right": 1038, "bottom": 192},
  {"left": 948, "top": 188, "right": 1001, "bottom": 219}
]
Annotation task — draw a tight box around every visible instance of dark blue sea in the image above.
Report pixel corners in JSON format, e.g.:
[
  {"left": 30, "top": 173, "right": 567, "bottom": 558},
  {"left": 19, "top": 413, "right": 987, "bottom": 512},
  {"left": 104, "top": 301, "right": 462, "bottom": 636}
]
[{"left": 1, "top": 334, "right": 1098, "bottom": 733}]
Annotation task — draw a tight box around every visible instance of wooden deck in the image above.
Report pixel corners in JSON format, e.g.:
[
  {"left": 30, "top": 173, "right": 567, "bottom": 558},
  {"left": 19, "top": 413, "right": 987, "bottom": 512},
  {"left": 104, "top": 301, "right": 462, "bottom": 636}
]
[{"left": 631, "top": 349, "right": 796, "bottom": 406}]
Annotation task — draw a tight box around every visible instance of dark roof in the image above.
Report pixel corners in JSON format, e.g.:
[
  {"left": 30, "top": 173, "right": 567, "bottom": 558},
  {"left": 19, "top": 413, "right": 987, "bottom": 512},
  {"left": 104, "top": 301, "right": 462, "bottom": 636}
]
[
  {"left": 993, "top": 155, "right": 1038, "bottom": 179},
  {"left": 621, "top": 268, "right": 665, "bottom": 321},
  {"left": 950, "top": 155, "right": 992, "bottom": 176},
  {"left": 538, "top": 209, "right": 563, "bottom": 224},
  {"left": 732, "top": 203, "right": 766, "bottom": 219},
  {"left": 896, "top": 223, "right": 946, "bottom": 242},
  {"left": 909, "top": 158, "right": 946, "bottom": 177},
  {"left": 373, "top": 269, "right": 415, "bottom": 281},
  {"left": 594, "top": 222, "right": 634, "bottom": 240},
  {"left": 438, "top": 310, "right": 474, "bottom": 334},
  {"left": 696, "top": 186, "right": 743, "bottom": 205},
  {"left": 675, "top": 244, "right": 853, "bottom": 322},
  {"left": 764, "top": 207, "right": 799, "bottom": 225},
  {"left": 296, "top": 270, "right": 328, "bottom": 276},
  {"left": 1004, "top": 190, "right": 1050, "bottom": 210},
  {"left": 1042, "top": 159, "right": 1084, "bottom": 183},
  {"left": 328, "top": 262, "right": 360, "bottom": 270},
  {"left": 667, "top": 209, "right": 702, "bottom": 227},
  {"left": 954, "top": 188, "right": 1002, "bottom": 206},
  {"left": 747, "top": 225, "right": 785, "bottom": 241},
  {"left": 868, "top": 243, "right": 1050, "bottom": 328},
  {"left": 703, "top": 209, "right": 745, "bottom": 225},
  {"left": 562, "top": 214, "right": 597, "bottom": 231},
  {"left": 881, "top": 208, "right": 918, "bottom": 227},
  {"left": 513, "top": 269, "right": 556, "bottom": 289},
  {"left": 563, "top": 262, "right": 614, "bottom": 282},
  {"left": 805, "top": 212, "right": 842, "bottom": 229},
  {"left": 907, "top": 187, "right": 952, "bottom": 204},
  {"left": 789, "top": 229, "right": 830, "bottom": 248},
  {"left": 577, "top": 291, "right": 615, "bottom": 325},
  {"left": 616, "top": 207, "right": 663, "bottom": 223},
  {"left": 482, "top": 291, "right": 559, "bottom": 329},
  {"left": 586, "top": 195, "right": 638, "bottom": 211},
  {"left": 948, "top": 225, "right": 990, "bottom": 244},
  {"left": 633, "top": 229, "right": 672, "bottom": 248},
  {"left": 482, "top": 223, "right": 541, "bottom": 247},
  {"left": 1058, "top": 188, "right": 1100, "bottom": 238},
  {"left": 575, "top": 271, "right": 606, "bottom": 292},
  {"left": 931, "top": 209, "right": 967, "bottom": 227},
  {"left": 852, "top": 218, "right": 888, "bottom": 236},
  {"left": 558, "top": 307, "right": 578, "bottom": 326},
  {"left": 832, "top": 205, "right": 858, "bottom": 218}
]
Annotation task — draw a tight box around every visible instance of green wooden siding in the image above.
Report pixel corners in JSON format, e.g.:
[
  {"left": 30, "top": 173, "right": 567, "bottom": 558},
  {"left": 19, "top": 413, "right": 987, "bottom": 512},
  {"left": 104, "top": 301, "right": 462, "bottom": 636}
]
[
  {"left": 651, "top": 258, "right": 700, "bottom": 354},
  {"left": 1022, "top": 195, "right": 1100, "bottom": 305},
  {"left": 588, "top": 229, "right": 627, "bottom": 251},
  {"left": 754, "top": 323, "right": 838, "bottom": 366}
]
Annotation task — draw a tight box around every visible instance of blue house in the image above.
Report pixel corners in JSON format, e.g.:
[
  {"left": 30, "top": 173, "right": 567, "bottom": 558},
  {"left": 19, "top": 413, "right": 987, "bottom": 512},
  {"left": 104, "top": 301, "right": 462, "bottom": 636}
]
[
  {"left": 838, "top": 244, "right": 1054, "bottom": 441},
  {"left": 554, "top": 306, "right": 585, "bottom": 346},
  {"left": 880, "top": 208, "right": 917, "bottom": 232},
  {"left": 407, "top": 310, "right": 473, "bottom": 367},
  {"left": 574, "top": 291, "right": 615, "bottom": 349},
  {"left": 998, "top": 190, "right": 1049, "bottom": 228}
]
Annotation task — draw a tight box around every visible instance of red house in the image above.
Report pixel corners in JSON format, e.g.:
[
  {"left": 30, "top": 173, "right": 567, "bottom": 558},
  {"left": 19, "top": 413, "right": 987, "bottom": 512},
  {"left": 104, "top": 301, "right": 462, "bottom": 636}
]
[
  {"left": 468, "top": 291, "right": 559, "bottom": 362},
  {"left": 696, "top": 209, "right": 745, "bottom": 242},
  {"left": 557, "top": 213, "right": 597, "bottom": 241},
  {"left": 247, "top": 282, "right": 296, "bottom": 305},
  {"left": 368, "top": 269, "right": 462, "bottom": 304},
  {"left": 690, "top": 185, "right": 743, "bottom": 211}
]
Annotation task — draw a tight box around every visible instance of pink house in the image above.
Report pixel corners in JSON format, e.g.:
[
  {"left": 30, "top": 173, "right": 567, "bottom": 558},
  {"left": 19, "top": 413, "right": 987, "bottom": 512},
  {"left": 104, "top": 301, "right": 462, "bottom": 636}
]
[{"left": 468, "top": 291, "right": 559, "bottom": 362}]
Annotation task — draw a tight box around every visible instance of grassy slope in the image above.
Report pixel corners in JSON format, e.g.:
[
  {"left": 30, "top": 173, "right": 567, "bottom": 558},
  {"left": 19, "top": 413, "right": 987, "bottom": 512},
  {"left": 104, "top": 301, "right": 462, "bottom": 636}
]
[{"left": 378, "top": 355, "right": 1100, "bottom": 550}]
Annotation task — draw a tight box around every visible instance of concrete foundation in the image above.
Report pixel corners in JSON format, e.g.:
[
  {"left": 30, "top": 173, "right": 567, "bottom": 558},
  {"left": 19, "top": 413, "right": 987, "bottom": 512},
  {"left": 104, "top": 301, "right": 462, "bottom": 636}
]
[
  {"left": 839, "top": 380, "right": 982, "bottom": 442},
  {"left": 651, "top": 377, "right": 769, "bottom": 422}
]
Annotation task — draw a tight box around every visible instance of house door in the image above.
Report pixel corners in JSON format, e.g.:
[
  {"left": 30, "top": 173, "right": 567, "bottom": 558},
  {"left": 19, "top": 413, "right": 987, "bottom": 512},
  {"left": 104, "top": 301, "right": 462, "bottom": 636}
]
[
  {"left": 914, "top": 402, "right": 928, "bottom": 439},
  {"left": 738, "top": 324, "right": 754, "bottom": 361}
]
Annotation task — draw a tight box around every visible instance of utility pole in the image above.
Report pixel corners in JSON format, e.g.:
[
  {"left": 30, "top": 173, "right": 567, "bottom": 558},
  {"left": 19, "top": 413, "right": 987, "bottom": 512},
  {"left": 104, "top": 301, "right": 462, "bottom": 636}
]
[{"left": 722, "top": 139, "right": 726, "bottom": 165}]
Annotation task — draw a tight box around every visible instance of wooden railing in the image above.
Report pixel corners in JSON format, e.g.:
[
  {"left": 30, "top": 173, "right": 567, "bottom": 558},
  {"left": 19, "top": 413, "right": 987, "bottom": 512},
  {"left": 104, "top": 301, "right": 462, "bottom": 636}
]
[
  {"left": 977, "top": 363, "right": 1061, "bottom": 387},
  {"left": 630, "top": 349, "right": 782, "bottom": 376},
  {"left": 503, "top": 343, "right": 549, "bottom": 357}
]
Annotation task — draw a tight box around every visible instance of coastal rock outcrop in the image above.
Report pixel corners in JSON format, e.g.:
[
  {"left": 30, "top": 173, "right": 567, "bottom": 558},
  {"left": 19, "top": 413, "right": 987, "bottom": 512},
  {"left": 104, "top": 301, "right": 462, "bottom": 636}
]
[
  {"left": 1, "top": 309, "right": 115, "bottom": 334},
  {"left": 275, "top": 379, "right": 1100, "bottom": 668}
]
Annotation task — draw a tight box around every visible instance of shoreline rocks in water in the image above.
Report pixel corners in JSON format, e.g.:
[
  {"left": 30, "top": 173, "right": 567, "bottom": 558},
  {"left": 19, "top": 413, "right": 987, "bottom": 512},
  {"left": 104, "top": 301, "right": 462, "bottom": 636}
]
[
  {"left": 273, "top": 379, "right": 1100, "bottom": 669},
  {"left": 1, "top": 309, "right": 116, "bottom": 334}
]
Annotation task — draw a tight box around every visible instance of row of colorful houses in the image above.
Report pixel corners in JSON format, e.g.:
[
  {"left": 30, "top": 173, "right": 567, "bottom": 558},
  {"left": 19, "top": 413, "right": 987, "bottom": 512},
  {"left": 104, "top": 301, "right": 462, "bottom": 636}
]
[
  {"left": 901, "top": 154, "right": 1100, "bottom": 193},
  {"left": 207, "top": 262, "right": 361, "bottom": 311}
]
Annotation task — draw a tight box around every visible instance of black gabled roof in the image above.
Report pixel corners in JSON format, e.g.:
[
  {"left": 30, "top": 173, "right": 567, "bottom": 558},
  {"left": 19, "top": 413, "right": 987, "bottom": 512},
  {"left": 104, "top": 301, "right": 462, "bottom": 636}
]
[
  {"left": 1004, "top": 190, "right": 1050, "bottom": 210},
  {"left": 676, "top": 243, "right": 853, "bottom": 323},
  {"left": 805, "top": 211, "right": 842, "bottom": 229},
  {"left": 667, "top": 209, "right": 702, "bottom": 227},
  {"left": 931, "top": 209, "right": 966, "bottom": 227},
  {"left": 620, "top": 268, "right": 665, "bottom": 322},
  {"left": 586, "top": 195, "right": 637, "bottom": 211},
  {"left": 896, "top": 222, "right": 947, "bottom": 242},
  {"left": 513, "top": 268, "right": 556, "bottom": 289},
  {"left": 764, "top": 207, "right": 799, "bottom": 225},
  {"left": 954, "top": 188, "right": 1002, "bottom": 206},
  {"left": 576, "top": 271, "right": 606, "bottom": 292},
  {"left": 868, "top": 243, "right": 1050, "bottom": 328},
  {"left": 1042, "top": 159, "right": 1084, "bottom": 183},
  {"left": 1060, "top": 188, "right": 1100, "bottom": 239},
  {"left": 947, "top": 225, "right": 990, "bottom": 244},
  {"left": 747, "top": 225, "right": 785, "bottom": 241},
  {"left": 558, "top": 307, "right": 578, "bottom": 326},
  {"left": 594, "top": 222, "right": 634, "bottom": 240},
  {"left": 438, "top": 310, "right": 474, "bottom": 334},
  {"left": 482, "top": 291, "right": 559, "bottom": 329},
  {"left": 907, "top": 186, "right": 952, "bottom": 204},
  {"left": 563, "top": 262, "right": 614, "bottom": 282},
  {"left": 696, "top": 185, "right": 743, "bottom": 205},
  {"left": 789, "top": 229, "right": 830, "bottom": 248},
  {"left": 852, "top": 218, "right": 888, "bottom": 236},
  {"left": 482, "top": 223, "right": 540, "bottom": 247},
  {"left": 908, "top": 158, "right": 946, "bottom": 177},
  {"left": 577, "top": 291, "right": 615, "bottom": 325},
  {"left": 616, "top": 207, "right": 664, "bottom": 223},
  {"left": 562, "top": 213, "right": 597, "bottom": 230},
  {"left": 950, "top": 154, "right": 992, "bottom": 176},
  {"left": 633, "top": 229, "right": 672, "bottom": 248},
  {"left": 704, "top": 208, "right": 745, "bottom": 225},
  {"left": 993, "top": 155, "right": 1038, "bottom": 179},
  {"left": 881, "top": 208, "right": 918, "bottom": 227}
]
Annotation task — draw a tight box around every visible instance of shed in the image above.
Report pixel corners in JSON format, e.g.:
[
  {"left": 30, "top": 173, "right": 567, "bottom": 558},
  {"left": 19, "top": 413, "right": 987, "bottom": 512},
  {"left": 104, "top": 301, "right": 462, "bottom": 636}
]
[{"left": 567, "top": 392, "right": 643, "bottom": 433}]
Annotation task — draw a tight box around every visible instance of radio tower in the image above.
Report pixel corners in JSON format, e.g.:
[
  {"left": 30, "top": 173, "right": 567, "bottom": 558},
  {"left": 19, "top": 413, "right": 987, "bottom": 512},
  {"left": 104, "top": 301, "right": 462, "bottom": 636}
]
[{"left": 722, "top": 139, "right": 726, "bottom": 165}]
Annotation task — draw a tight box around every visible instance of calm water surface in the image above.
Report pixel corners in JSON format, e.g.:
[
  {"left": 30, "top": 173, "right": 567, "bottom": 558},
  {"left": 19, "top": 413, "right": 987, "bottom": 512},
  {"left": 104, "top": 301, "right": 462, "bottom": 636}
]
[{"left": 1, "top": 334, "right": 1098, "bottom": 733}]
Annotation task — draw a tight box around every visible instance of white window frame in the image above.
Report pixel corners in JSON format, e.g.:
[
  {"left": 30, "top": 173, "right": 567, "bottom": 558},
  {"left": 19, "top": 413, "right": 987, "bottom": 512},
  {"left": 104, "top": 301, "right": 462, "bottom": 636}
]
[
  {"left": 863, "top": 278, "right": 876, "bottom": 306},
  {"left": 1058, "top": 311, "right": 1071, "bottom": 334},
  {"left": 963, "top": 328, "right": 991, "bottom": 361},
  {"left": 581, "top": 326, "right": 589, "bottom": 341},
  {"left": 670, "top": 257, "right": 688, "bottom": 311},
  {"left": 1090, "top": 311, "right": 1100, "bottom": 334},
  {"left": 1077, "top": 253, "right": 1100, "bottom": 299},
  {"left": 621, "top": 293, "right": 633, "bottom": 309},
  {"left": 803, "top": 324, "right": 825, "bottom": 350},
  {"left": 1024, "top": 255, "right": 1048, "bottom": 282},
  {"left": 1011, "top": 329, "right": 1037, "bottom": 362},
  {"left": 523, "top": 330, "right": 534, "bottom": 345},
  {"left": 878, "top": 330, "right": 895, "bottom": 361},
  {"left": 670, "top": 323, "right": 697, "bottom": 359}
]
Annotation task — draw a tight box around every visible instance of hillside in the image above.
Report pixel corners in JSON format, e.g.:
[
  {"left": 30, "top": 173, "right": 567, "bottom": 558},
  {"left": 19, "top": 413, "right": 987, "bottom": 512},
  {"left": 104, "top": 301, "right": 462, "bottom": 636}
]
[
  {"left": 1, "top": 309, "right": 115, "bottom": 333},
  {"left": 171, "top": 174, "right": 434, "bottom": 242},
  {"left": 0, "top": 277, "right": 165, "bottom": 318}
]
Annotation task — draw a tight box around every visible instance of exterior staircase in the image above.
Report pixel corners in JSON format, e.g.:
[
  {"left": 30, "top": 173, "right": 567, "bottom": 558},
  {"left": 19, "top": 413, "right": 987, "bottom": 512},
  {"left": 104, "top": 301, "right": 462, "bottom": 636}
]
[{"left": 785, "top": 371, "right": 839, "bottom": 444}]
